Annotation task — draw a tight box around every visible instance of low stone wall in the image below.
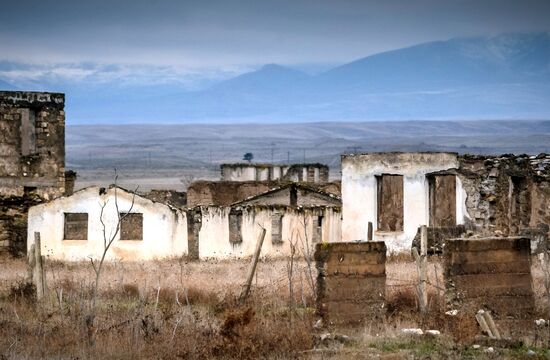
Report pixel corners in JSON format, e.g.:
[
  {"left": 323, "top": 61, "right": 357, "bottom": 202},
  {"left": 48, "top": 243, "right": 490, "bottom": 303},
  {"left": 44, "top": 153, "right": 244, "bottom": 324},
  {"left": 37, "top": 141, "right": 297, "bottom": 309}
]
[
  {"left": 411, "top": 225, "right": 467, "bottom": 254},
  {"left": 444, "top": 237, "right": 535, "bottom": 337},
  {"left": 315, "top": 242, "right": 386, "bottom": 327}
]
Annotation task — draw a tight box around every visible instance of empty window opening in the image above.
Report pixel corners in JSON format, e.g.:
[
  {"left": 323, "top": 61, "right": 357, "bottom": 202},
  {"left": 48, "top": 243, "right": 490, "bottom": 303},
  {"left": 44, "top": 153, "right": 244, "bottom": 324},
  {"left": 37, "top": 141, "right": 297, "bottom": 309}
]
[
  {"left": 229, "top": 209, "right": 243, "bottom": 244},
  {"left": 64, "top": 213, "right": 88, "bottom": 240},
  {"left": 271, "top": 213, "right": 283, "bottom": 244},
  {"left": 429, "top": 175, "right": 456, "bottom": 227},
  {"left": 312, "top": 215, "right": 323, "bottom": 243},
  {"left": 508, "top": 176, "right": 531, "bottom": 234},
  {"left": 376, "top": 174, "right": 404, "bottom": 232},
  {"left": 19, "top": 108, "right": 36, "bottom": 156},
  {"left": 290, "top": 187, "right": 298, "bottom": 207},
  {"left": 120, "top": 213, "right": 143, "bottom": 240}
]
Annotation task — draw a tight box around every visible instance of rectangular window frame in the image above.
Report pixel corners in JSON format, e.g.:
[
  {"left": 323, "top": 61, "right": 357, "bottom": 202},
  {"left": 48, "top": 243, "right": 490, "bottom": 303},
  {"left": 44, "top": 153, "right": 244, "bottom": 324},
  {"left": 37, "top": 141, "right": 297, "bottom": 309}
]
[
  {"left": 119, "top": 213, "right": 144, "bottom": 241},
  {"left": 63, "top": 213, "right": 89, "bottom": 240},
  {"left": 376, "top": 174, "right": 404, "bottom": 232},
  {"left": 271, "top": 213, "right": 283, "bottom": 244},
  {"left": 428, "top": 174, "right": 457, "bottom": 227},
  {"left": 312, "top": 215, "right": 323, "bottom": 243},
  {"left": 229, "top": 209, "right": 243, "bottom": 244}
]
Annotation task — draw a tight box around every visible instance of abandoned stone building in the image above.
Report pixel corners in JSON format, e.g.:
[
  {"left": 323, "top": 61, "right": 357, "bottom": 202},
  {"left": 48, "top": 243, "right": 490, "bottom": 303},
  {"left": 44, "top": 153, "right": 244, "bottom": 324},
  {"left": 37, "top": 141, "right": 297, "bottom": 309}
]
[
  {"left": 187, "top": 180, "right": 340, "bottom": 207},
  {"left": 27, "top": 186, "right": 188, "bottom": 261},
  {"left": 196, "top": 184, "right": 341, "bottom": 259},
  {"left": 220, "top": 163, "right": 329, "bottom": 183},
  {"left": 341, "top": 152, "right": 550, "bottom": 252},
  {"left": 28, "top": 183, "right": 342, "bottom": 261},
  {"left": 0, "top": 91, "right": 71, "bottom": 255}
]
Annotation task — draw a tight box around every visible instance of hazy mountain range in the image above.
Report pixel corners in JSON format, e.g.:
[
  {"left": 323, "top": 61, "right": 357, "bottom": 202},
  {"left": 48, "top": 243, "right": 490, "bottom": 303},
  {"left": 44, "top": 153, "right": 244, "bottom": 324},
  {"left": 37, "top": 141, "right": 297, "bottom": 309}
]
[{"left": 2, "top": 32, "right": 550, "bottom": 123}]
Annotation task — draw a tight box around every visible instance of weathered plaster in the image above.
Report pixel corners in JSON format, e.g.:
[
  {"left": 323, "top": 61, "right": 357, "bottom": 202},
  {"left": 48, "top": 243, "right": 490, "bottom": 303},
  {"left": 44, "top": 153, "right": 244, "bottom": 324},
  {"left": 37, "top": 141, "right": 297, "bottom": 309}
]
[
  {"left": 27, "top": 187, "right": 188, "bottom": 261},
  {"left": 341, "top": 152, "right": 462, "bottom": 252},
  {"left": 1, "top": 91, "right": 67, "bottom": 254},
  {"left": 220, "top": 163, "right": 329, "bottom": 183},
  {"left": 198, "top": 205, "right": 341, "bottom": 259}
]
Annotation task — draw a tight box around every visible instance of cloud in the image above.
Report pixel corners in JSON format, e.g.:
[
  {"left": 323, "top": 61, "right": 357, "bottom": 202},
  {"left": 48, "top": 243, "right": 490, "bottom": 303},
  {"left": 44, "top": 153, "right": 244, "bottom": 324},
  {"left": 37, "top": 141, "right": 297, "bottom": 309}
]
[
  {"left": 0, "top": 61, "right": 243, "bottom": 91},
  {"left": 1, "top": 0, "right": 549, "bottom": 69}
]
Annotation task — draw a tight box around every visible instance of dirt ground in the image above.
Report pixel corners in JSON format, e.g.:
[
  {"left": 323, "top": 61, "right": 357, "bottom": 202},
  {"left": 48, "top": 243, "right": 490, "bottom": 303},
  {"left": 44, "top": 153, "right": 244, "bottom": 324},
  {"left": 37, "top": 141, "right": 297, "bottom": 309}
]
[{"left": 1, "top": 255, "right": 549, "bottom": 359}]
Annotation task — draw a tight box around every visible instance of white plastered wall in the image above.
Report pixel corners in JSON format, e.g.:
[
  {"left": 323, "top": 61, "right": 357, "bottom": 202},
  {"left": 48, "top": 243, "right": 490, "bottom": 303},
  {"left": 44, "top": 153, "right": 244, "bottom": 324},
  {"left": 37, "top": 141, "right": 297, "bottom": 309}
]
[
  {"left": 198, "top": 206, "right": 341, "bottom": 259},
  {"left": 27, "top": 187, "right": 188, "bottom": 261},
  {"left": 341, "top": 153, "right": 465, "bottom": 252}
]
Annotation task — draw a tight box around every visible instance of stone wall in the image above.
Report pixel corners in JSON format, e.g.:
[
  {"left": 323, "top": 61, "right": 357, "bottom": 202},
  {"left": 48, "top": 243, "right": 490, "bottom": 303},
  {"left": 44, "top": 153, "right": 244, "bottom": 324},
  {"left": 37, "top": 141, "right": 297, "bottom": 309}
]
[
  {"left": 457, "top": 153, "right": 550, "bottom": 240},
  {"left": 220, "top": 163, "right": 329, "bottom": 183},
  {"left": 198, "top": 205, "right": 341, "bottom": 259},
  {"left": 0, "top": 91, "right": 66, "bottom": 255},
  {"left": 444, "top": 237, "right": 535, "bottom": 337},
  {"left": 187, "top": 180, "right": 340, "bottom": 207},
  {"left": 144, "top": 189, "right": 187, "bottom": 208},
  {"left": 187, "top": 181, "right": 275, "bottom": 207},
  {"left": 315, "top": 242, "right": 386, "bottom": 326}
]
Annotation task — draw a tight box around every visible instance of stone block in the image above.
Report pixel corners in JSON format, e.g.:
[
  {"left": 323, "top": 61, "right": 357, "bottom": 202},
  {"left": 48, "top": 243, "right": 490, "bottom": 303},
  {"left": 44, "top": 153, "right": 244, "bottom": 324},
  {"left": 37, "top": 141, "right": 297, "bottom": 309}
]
[{"left": 315, "top": 241, "right": 386, "bottom": 327}]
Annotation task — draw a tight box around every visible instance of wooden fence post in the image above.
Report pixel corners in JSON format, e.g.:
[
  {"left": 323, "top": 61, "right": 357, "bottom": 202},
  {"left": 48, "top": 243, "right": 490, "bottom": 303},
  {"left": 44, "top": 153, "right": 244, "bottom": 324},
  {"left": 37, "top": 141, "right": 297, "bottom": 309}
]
[
  {"left": 33, "top": 232, "right": 46, "bottom": 300},
  {"left": 240, "top": 227, "right": 267, "bottom": 302},
  {"left": 367, "top": 222, "right": 373, "bottom": 241},
  {"left": 412, "top": 225, "right": 428, "bottom": 313}
]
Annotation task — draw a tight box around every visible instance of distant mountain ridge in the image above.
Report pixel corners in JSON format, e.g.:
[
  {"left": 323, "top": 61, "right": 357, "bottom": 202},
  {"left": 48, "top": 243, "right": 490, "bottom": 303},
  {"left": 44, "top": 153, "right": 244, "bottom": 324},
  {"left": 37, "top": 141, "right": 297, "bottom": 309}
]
[{"left": 1, "top": 32, "right": 550, "bottom": 123}]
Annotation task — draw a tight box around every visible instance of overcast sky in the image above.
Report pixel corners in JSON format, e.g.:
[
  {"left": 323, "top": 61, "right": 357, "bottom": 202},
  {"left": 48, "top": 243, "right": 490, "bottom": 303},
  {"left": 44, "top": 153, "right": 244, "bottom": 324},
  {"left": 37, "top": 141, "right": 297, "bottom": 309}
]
[{"left": 1, "top": 0, "right": 550, "bottom": 84}]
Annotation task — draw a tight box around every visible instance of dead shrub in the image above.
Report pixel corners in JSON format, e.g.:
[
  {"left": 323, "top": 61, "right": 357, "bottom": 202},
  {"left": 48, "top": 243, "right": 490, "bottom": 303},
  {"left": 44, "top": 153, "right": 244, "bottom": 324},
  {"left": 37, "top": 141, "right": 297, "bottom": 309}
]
[
  {"left": 221, "top": 306, "right": 255, "bottom": 338},
  {"left": 101, "top": 283, "right": 140, "bottom": 300},
  {"left": 187, "top": 286, "right": 219, "bottom": 306},
  {"left": 8, "top": 281, "right": 35, "bottom": 304},
  {"left": 386, "top": 285, "right": 417, "bottom": 314},
  {"left": 387, "top": 252, "right": 413, "bottom": 263},
  {"left": 447, "top": 313, "right": 479, "bottom": 344},
  {"left": 153, "top": 286, "right": 219, "bottom": 308},
  {"left": 122, "top": 283, "right": 140, "bottom": 298}
]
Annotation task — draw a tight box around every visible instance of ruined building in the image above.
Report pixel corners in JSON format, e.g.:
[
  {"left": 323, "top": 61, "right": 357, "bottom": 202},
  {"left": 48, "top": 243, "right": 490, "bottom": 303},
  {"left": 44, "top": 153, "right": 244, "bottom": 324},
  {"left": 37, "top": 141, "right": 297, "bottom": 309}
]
[
  {"left": 0, "top": 91, "right": 69, "bottom": 254},
  {"left": 341, "top": 152, "right": 550, "bottom": 252},
  {"left": 187, "top": 162, "right": 338, "bottom": 207},
  {"left": 221, "top": 163, "right": 329, "bottom": 183},
  {"left": 28, "top": 183, "right": 342, "bottom": 261}
]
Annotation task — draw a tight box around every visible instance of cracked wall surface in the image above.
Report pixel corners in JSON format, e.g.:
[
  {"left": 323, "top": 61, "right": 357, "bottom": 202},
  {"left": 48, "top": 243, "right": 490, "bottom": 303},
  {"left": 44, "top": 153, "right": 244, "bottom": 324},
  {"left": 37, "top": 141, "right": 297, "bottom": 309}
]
[
  {"left": 342, "top": 152, "right": 549, "bottom": 252},
  {"left": 0, "top": 91, "right": 66, "bottom": 255},
  {"left": 457, "top": 153, "right": 550, "bottom": 240}
]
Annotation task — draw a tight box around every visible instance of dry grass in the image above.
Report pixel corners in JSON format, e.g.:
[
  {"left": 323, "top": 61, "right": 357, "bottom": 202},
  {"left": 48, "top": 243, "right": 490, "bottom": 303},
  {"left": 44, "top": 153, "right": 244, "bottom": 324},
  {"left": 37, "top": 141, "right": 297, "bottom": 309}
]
[
  {"left": 1, "top": 254, "right": 549, "bottom": 359},
  {"left": 0, "top": 256, "right": 315, "bottom": 359}
]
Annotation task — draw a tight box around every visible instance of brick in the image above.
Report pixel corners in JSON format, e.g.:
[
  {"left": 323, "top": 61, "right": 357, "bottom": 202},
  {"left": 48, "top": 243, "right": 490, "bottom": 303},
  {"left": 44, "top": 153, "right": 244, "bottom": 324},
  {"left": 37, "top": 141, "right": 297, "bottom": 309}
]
[
  {"left": 448, "top": 249, "right": 529, "bottom": 265},
  {"left": 448, "top": 260, "right": 531, "bottom": 275},
  {"left": 445, "top": 237, "right": 530, "bottom": 252},
  {"left": 325, "top": 263, "right": 386, "bottom": 276},
  {"left": 322, "top": 277, "right": 385, "bottom": 301}
]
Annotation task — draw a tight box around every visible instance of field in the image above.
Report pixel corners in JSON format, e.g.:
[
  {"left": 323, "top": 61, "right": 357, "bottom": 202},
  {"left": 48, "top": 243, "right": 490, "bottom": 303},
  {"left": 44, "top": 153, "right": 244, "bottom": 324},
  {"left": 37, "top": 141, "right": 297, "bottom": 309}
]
[
  {"left": 1, "top": 255, "right": 549, "bottom": 359},
  {"left": 68, "top": 120, "right": 550, "bottom": 191}
]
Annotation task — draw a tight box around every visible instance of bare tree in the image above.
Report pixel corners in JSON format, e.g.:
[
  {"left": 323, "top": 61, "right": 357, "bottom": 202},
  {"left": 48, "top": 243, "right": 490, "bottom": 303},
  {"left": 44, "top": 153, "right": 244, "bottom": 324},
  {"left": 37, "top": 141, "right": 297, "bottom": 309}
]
[
  {"left": 297, "top": 213, "right": 316, "bottom": 296},
  {"left": 287, "top": 234, "right": 298, "bottom": 316},
  {"left": 179, "top": 174, "right": 196, "bottom": 190},
  {"left": 87, "top": 171, "right": 138, "bottom": 343}
]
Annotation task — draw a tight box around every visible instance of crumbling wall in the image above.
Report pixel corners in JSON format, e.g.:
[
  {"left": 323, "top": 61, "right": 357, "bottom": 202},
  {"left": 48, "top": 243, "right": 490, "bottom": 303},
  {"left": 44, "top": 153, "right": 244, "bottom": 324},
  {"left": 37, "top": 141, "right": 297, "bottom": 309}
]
[
  {"left": 282, "top": 163, "right": 329, "bottom": 183},
  {"left": 0, "top": 91, "right": 66, "bottom": 254},
  {"left": 220, "top": 163, "right": 329, "bottom": 183},
  {"left": 315, "top": 242, "right": 386, "bottom": 327},
  {"left": 411, "top": 225, "right": 466, "bottom": 254},
  {"left": 444, "top": 237, "right": 535, "bottom": 338},
  {"left": 187, "top": 181, "right": 275, "bottom": 207},
  {"left": 236, "top": 184, "right": 341, "bottom": 207},
  {"left": 187, "top": 180, "right": 341, "bottom": 207},
  {"left": 197, "top": 205, "right": 341, "bottom": 259},
  {"left": 144, "top": 189, "right": 187, "bottom": 208},
  {"left": 458, "top": 154, "right": 550, "bottom": 239}
]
